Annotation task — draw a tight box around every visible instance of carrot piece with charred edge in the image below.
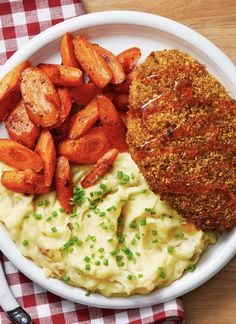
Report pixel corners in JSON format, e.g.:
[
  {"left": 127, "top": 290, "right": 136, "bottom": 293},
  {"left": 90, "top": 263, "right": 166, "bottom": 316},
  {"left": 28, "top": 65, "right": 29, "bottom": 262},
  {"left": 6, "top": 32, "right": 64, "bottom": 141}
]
[
  {"left": 58, "top": 126, "right": 111, "bottom": 164},
  {"left": 1, "top": 170, "right": 51, "bottom": 194},
  {"left": 81, "top": 148, "right": 119, "bottom": 189},
  {"left": 55, "top": 156, "right": 73, "bottom": 213},
  {"left": 6, "top": 99, "right": 41, "bottom": 149},
  {"left": 38, "top": 64, "right": 83, "bottom": 87},
  {"left": 112, "top": 74, "right": 132, "bottom": 94},
  {"left": 103, "top": 91, "right": 117, "bottom": 101},
  {"left": 96, "top": 95, "right": 128, "bottom": 152},
  {"left": 52, "top": 87, "right": 72, "bottom": 129},
  {"left": 93, "top": 44, "right": 125, "bottom": 84},
  {"left": 117, "top": 47, "right": 141, "bottom": 74},
  {"left": 0, "top": 139, "right": 43, "bottom": 171},
  {"left": 113, "top": 93, "right": 129, "bottom": 111},
  {"left": 60, "top": 32, "right": 79, "bottom": 68},
  {"left": 35, "top": 130, "right": 56, "bottom": 187},
  {"left": 119, "top": 111, "right": 128, "bottom": 127},
  {"left": 70, "top": 83, "right": 100, "bottom": 106},
  {"left": 0, "top": 61, "right": 30, "bottom": 122},
  {"left": 21, "top": 67, "right": 60, "bottom": 128},
  {"left": 68, "top": 98, "right": 99, "bottom": 139},
  {"left": 73, "top": 36, "right": 112, "bottom": 88}
]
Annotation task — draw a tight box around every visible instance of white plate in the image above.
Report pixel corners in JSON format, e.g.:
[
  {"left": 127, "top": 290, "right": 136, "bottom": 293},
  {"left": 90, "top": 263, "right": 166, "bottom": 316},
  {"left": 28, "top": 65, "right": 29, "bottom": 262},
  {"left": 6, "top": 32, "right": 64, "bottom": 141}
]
[{"left": 0, "top": 11, "right": 235, "bottom": 309}]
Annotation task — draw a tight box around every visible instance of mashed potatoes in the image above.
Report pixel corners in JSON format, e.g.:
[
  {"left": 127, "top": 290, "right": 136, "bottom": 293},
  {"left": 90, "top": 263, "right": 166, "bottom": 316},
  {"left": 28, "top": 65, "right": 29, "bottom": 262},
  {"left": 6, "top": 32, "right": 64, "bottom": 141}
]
[{"left": 0, "top": 153, "right": 216, "bottom": 297}]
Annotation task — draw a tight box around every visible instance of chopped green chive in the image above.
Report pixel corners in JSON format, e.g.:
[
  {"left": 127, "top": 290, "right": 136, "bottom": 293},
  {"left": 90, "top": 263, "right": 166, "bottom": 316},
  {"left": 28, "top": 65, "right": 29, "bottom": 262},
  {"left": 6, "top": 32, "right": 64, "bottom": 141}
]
[
  {"left": 167, "top": 246, "right": 175, "bottom": 254},
  {"left": 103, "top": 258, "right": 109, "bottom": 266},
  {"left": 135, "top": 251, "right": 141, "bottom": 257},
  {"left": 63, "top": 275, "right": 70, "bottom": 282},
  {"left": 35, "top": 213, "right": 42, "bottom": 220},
  {"left": 131, "top": 173, "right": 135, "bottom": 179},
  {"left": 98, "top": 247, "right": 105, "bottom": 253},
  {"left": 117, "top": 171, "right": 123, "bottom": 178},
  {"left": 46, "top": 216, "right": 52, "bottom": 222},
  {"left": 84, "top": 256, "right": 91, "bottom": 263},
  {"left": 52, "top": 211, "right": 58, "bottom": 217},
  {"left": 100, "top": 183, "right": 106, "bottom": 190},
  {"left": 135, "top": 234, "right": 141, "bottom": 240},
  {"left": 152, "top": 230, "right": 158, "bottom": 235},
  {"left": 59, "top": 207, "right": 65, "bottom": 213},
  {"left": 99, "top": 211, "right": 106, "bottom": 217},
  {"left": 90, "top": 244, "right": 94, "bottom": 249},
  {"left": 107, "top": 238, "right": 113, "bottom": 243},
  {"left": 138, "top": 273, "right": 143, "bottom": 278},
  {"left": 51, "top": 226, "right": 57, "bottom": 233},
  {"left": 131, "top": 239, "right": 137, "bottom": 246},
  {"left": 85, "top": 289, "right": 92, "bottom": 297},
  {"left": 78, "top": 270, "right": 83, "bottom": 275},
  {"left": 44, "top": 199, "right": 49, "bottom": 205},
  {"left": 127, "top": 274, "right": 133, "bottom": 280},
  {"left": 109, "top": 224, "right": 115, "bottom": 231},
  {"left": 129, "top": 222, "right": 137, "bottom": 229},
  {"left": 107, "top": 205, "right": 117, "bottom": 212},
  {"left": 187, "top": 264, "right": 196, "bottom": 272},
  {"left": 158, "top": 267, "right": 166, "bottom": 279},
  {"left": 95, "top": 260, "right": 100, "bottom": 265},
  {"left": 23, "top": 240, "right": 29, "bottom": 247},
  {"left": 85, "top": 264, "right": 91, "bottom": 271},
  {"left": 37, "top": 201, "right": 43, "bottom": 206},
  {"left": 175, "top": 232, "right": 185, "bottom": 240},
  {"left": 23, "top": 214, "right": 30, "bottom": 219},
  {"left": 144, "top": 208, "right": 152, "bottom": 212},
  {"left": 103, "top": 176, "right": 108, "bottom": 180},
  {"left": 140, "top": 219, "right": 146, "bottom": 226},
  {"left": 122, "top": 247, "right": 133, "bottom": 260},
  {"left": 110, "top": 249, "right": 118, "bottom": 256},
  {"left": 152, "top": 239, "right": 158, "bottom": 243}
]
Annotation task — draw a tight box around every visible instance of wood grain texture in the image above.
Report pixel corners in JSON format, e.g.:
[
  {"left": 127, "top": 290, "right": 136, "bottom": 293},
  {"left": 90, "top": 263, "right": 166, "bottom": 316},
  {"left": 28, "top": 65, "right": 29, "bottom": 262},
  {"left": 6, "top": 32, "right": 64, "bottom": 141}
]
[{"left": 82, "top": 1, "right": 236, "bottom": 323}]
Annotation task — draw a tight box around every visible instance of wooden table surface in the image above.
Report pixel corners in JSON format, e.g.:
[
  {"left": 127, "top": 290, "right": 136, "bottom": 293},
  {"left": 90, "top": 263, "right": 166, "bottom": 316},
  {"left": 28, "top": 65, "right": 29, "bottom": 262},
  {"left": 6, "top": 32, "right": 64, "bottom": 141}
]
[{"left": 83, "top": 1, "right": 236, "bottom": 323}]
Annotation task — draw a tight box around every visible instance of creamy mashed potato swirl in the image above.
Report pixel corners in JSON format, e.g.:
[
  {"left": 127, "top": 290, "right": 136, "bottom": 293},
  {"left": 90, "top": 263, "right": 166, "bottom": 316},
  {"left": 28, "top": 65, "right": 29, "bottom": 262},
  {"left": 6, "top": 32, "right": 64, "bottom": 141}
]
[{"left": 0, "top": 154, "right": 216, "bottom": 297}]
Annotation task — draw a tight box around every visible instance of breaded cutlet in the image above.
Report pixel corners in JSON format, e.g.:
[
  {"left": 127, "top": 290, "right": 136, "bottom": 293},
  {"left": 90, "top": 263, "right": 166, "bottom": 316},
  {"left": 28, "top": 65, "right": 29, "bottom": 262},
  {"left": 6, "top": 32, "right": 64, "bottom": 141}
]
[{"left": 127, "top": 49, "right": 236, "bottom": 232}]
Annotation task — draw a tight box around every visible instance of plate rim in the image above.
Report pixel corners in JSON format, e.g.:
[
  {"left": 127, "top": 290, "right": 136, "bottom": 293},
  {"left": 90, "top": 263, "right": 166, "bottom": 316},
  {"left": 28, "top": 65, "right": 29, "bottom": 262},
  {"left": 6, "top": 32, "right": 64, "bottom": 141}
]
[{"left": 0, "top": 10, "right": 236, "bottom": 309}]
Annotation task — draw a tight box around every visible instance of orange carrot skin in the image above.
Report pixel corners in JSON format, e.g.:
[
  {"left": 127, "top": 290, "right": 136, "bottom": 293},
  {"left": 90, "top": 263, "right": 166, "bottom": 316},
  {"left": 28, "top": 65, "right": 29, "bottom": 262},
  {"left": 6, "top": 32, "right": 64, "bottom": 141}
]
[
  {"left": 6, "top": 99, "right": 41, "bottom": 149},
  {"left": 35, "top": 130, "right": 56, "bottom": 187},
  {"left": 21, "top": 67, "right": 60, "bottom": 127},
  {"left": 68, "top": 98, "right": 99, "bottom": 139},
  {"left": 119, "top": 111, "right": 128, "bottom": 127},
  {"left": 73, "top": 36, "right": 112, "bottom": 88},
  {"left": 51, "top": 87, "right": 72, "bottom": 129},
  {"left": 117, "top": 47, "right": 141, "bottom": 74},
  {"left": 60, "top": 32, "right": 79, "bottom": 68},
  {"left": 112, "top": 74, "right": 132, "bottom": 94},
  {"left": 113, "top": 93, "right": 129, "bottom": 111},
  {"left": 39, "top": 64, "right": 83, "bottom": 88},
  {"left": 0, "top": 139, "right": 43, "bottom": 171},
  {"left": 81, "top": 148, "right": 119, "bottom": 188},
  {"left": 96, "top": 95, "right": 128, "bottom": 152},
  {"left": 0, "top": 61, "right": 30, "bottom": 121},
  {"left": 58, "top": 127, "right": 111, "bottom": 164},
  {"left": 93, "top": 44, "right": 125, "bottom": 84},
  {"left": 55, "top": 156, "right": 73, "bottom": 213},
  {"left": 70, "top": 83, "right": 100, "bottom": 106},
  {"left": 1, "top": 170, "right": 50, "bottom": 194}
]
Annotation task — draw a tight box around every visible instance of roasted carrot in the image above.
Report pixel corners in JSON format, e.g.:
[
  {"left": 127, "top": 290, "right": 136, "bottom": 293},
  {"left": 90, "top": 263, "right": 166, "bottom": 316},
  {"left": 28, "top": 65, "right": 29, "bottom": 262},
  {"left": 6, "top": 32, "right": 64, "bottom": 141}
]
[
  {"left": 96, "top": 95, "right": 128, "bottom": 152},
  {"left": 60, "top": 32, "right": 79, "bottom": 68},
  {"left": 119, "top": 111, "right": 128, "bottom": 127},
  {"left": 68, "top": 98, "right": 99, "bottom": 139},
  {"left": 35, "top": 130, "right": 56, "bottom": 187},
  {"left": 0, "top": 139, "right": 43, "bottom": 171},
  {"left": 38, "top": 64, "right": 83, "bottom": 87},
  {"left": 1, "top": 170, "right": 50, "bottom": 194},
  {"left": 73, "top": 36, "right": 112, "bottom": 88},
  {"left": 113, "top": 93, "right": 129, "bottom": 111},
  {"left": 6, "top": 99, "right": 41, "bottom": 149},
  {"left": 93, "top": 44, "right": 125, "bottom": 84},
  {"left": 21, "top": 67, "right": 60, "bottom": 127},
  {"left": 103, "top": 91, "right": 117, "bottom": 101},
  {"left": 55, "top": 156, "right": 73, "bottom": 213},
  {"left": 0, "top": 61, "right": 30, "bottom": 121},
  {"left": 112, "top": 73, "right": 132, "bottom": 94},
  {"left": 117, "top": 47, "right": 141, "bottom": 74},
  {"left": 81, "top": 148, "right": 119, "bottom": 188},
  {"left": 59, "top": 127, "right": 111, "bottom": 164},
  {"left": 52, "top": 87, "right": 72, "bottom": 129},
  {"left": 70, "top": 82, "right": 100, "bottom": 106}
]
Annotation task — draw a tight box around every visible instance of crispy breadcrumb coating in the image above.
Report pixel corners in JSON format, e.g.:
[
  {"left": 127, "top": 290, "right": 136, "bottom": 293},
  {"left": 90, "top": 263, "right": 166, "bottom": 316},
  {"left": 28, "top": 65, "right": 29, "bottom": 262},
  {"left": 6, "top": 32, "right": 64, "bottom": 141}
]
[{"left": 127, "top": 49, "right": 236, "bottom": 232}]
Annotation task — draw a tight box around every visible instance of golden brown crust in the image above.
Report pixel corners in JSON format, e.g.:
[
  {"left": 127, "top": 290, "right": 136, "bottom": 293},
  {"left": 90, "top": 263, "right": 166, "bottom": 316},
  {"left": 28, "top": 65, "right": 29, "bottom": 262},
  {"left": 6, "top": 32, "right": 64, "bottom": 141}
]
[{"left": 127, "top": 49, "right": 236, "bottom": 232}]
